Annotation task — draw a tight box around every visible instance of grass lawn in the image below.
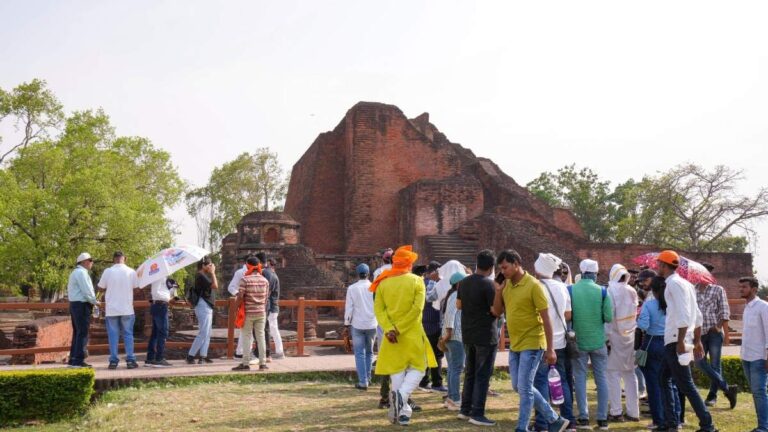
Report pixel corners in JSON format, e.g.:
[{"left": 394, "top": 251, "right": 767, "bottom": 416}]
[{"left": 22, "top": 375, "right": 759, "bottom": 431}]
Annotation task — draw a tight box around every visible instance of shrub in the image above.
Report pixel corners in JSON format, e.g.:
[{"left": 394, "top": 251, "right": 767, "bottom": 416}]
[
  {"left": 692, "top": 355, "right": 749, "bottom": 391},
  {"left": 0, "top": 368, "right": 94, "bottom": 426}
]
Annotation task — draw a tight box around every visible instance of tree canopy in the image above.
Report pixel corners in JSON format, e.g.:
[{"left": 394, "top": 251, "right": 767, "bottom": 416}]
[
  {"left": 0, "top": 80, "right": 184, "bottom": 299},
  {"left": 527, "top": 163, "right": 766, "bottom": 253},
  {"left": 185, "top": 148, "right": 289, "bottom": 252}
]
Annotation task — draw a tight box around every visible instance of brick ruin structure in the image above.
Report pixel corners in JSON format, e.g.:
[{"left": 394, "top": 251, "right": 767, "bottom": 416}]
[{"left": 278, "top": 101, "right": 752, "bottom": 315}]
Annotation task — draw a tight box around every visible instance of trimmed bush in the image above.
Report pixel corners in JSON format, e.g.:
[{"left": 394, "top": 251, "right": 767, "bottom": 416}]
[
  {"left": 0, "top": 368, "right": 94, "bottom": 426},
  {"left": 692, "top": 355, "right": 749, "bottom": 391}
]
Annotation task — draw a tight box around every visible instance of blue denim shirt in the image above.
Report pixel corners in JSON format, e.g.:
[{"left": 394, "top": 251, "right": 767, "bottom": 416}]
[{"left": 638, "top": 298, "right": 666, "bottom": 336}]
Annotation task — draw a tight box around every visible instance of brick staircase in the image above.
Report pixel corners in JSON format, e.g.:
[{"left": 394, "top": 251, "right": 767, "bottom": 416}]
[{"left": 423, "top": 234, "right": 479, "bottom": 268}]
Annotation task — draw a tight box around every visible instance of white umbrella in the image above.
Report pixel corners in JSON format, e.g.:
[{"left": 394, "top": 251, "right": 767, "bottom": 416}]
[{"left": 136, "top": 244, "right": 209, "bottom": 287}]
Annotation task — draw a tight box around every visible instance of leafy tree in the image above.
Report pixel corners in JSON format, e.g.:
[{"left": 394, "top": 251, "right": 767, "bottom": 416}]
[
  {"left": 0, "top": 107, "right": 184, "bottom": 300},
  {"left": 527, "top": 164, "right": 617, "bottom": 242},
  {"left": 185, "top": 148, "right": 288, "bottom": 250},
  {"left": 527, "top": 163, "right": 762, "bottom": 253},
  {"left": 0, "top": 79, "right": 64, "bottom": 164}
]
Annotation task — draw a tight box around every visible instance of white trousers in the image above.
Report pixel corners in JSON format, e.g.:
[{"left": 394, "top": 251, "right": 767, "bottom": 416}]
[
  {"left": 607, "top": 368, "right": 639, "bottom": 418},
  {"left": 390, "top": 367, "right": 425, "bottom": 418},
  {"left": 236, "top": 312, "right": 284, "bottom": 356},
  {"left": 268, "top": 312, "right": 284, "bottom": 355}
]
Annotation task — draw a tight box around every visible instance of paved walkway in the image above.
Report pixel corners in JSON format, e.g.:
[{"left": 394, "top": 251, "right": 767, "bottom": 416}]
[{"left": 0, "top": 345, "right": 741, "bottom": 382}]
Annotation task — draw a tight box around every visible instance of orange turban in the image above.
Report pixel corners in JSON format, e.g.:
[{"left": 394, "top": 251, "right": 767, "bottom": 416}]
[{"left": 369, "top": 245, "right": 419, "bottom": 293}]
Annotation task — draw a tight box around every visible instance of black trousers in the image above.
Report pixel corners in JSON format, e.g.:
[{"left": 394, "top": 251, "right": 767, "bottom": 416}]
[
  {"left": 68, "top": 301, "right": 92, "bottom": 366},
  {"left": 419, "top": 332, "right": 444, "bottom": 387},
  {"left": 461, "top": 343, "right": 496, "bottom": 418}
]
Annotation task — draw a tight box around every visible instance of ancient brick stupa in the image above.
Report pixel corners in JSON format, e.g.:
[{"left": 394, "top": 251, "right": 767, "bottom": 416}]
[{"left": 223, "top": 102, "right": 751, "bottom": 312}]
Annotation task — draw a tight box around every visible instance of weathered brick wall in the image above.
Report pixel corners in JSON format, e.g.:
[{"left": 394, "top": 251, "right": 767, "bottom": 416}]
[
  {"left": 398, "top": 178, "right": 484, "bottom": 244},
  {"left": 10, "top": 316, "right": 71, "bottom": 365}
]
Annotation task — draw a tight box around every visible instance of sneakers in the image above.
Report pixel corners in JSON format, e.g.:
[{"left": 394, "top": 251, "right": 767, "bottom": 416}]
[
  {"left": 378, "top": 399, "right": 389, "bottom": 409},
  {"left": 126, "top": 360, "right": 139, "bottom": 369},
  {"left": 443, "top": 398, "right": 460, "bottom": 411},
  {"left": 108, "top": 362, "right": 118, "bottom": 370},
  {"left": 408, "top": 399, "right": 421, "bottom": 412},
  {"left": 607, "top": 415, "right": 624, "bottom": 423},
  {"left": 186, "top": 355, "right": 195, "bottom": 364},
  {"left": 575, "top": 419, "right": 591, "bottom": 430},
  {"left": 231, "top": 364, "right": 250, "bottom": 371},
  {"left": 469, "top": 416, "right": 497, "bottom": 426},
  {"left": 249, "top": 359, "right": 261, "bottom": 365},
  {"left": 67, "top": 363, "right": 93, "bottom": 369},
  {"left": 418, "top": 385, "right": 431, "bottom": 393},
  {"left": 623, "top": 415, "right": 640, "bottom": 422},
  {"left": 596, "top": 420, "right": 609, "bottom": 430},
  {"left": 704, "top": 398, "right": 717, "bottom": 407},
  {"left": 457, "top": 412, "right": 470, "bottom": 420},
  {"left": 431, "top": 385, "right": 448, "bottom": 393},
  {"left": 199, "top": 357, "right": 214, "bottom": 364},
  {"left": 398, "top": 415, "right": 410, "bottom": 426},
  {"left": 354, "top": 384, "right": 368, "bottom": 391},
  {"left": 144, "top": 360, "right": 154, "bottom": 367},
  {"left": 549, "top": 417, "right": 570, "bottom": 432},
  {"left": 259, "top": 364, "right": 268, "bottom": 370},
  {"left": 153, "top": 359, "right": 172, "bottom": 367},
  {"left": 272, "top": 352, "right": 285, "bottom": 360},
  {"left": 234, "top": 353, "right": 243, "bottom": 359},
  {"left": 725, "top": 385, "right": 738, "bottom": 409}
]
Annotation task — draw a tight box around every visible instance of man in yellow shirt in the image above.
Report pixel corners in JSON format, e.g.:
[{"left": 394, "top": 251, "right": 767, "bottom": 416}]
[
  {"left": 372, "top": 245, "right": 437, "bottom": 426},
  {"left": 492, "top": 249, "right": 570, "bottom": 432}
]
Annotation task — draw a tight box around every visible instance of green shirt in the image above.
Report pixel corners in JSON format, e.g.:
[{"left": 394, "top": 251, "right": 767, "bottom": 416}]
[
  {"left": 502, "top": 272, "right": 549, "bottom": 351},
  {"left": 570, "top": 279, "right": 613, "bottom": 351}
]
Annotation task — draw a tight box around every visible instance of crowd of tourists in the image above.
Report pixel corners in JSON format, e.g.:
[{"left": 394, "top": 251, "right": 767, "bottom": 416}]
[
  {"left": 343, "top": 246, "right": 768, "bottom": 432},
  {"left": 66, "top": 251, "right": 284, "bottom": 371}
]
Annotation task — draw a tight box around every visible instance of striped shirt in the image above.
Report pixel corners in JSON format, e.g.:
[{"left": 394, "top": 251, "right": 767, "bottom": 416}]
[
  {"left": 442, "top": 291, "right": 462, "bottom": 342},
  {"left": 696, "top": 283, "right": 730, "bottom": 332},
  {"left": 238, "top": 273, "right": 269, "bottom": 316}
]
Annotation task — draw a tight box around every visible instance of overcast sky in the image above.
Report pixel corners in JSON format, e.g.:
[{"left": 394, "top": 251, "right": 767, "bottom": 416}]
[{"left": 2, "top": 1, "right": 767, "bottom": 282}]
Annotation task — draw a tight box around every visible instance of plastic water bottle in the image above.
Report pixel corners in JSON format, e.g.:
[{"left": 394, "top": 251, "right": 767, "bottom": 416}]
[
  {"left": 92, "top": 304, "right": 100, "bottom": 319},
  {"left": 548, "top": 365, "right": 564, "bottom": 405}
]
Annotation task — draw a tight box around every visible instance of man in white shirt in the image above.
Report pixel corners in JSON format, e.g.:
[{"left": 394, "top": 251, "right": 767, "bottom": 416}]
[
  {"left": 532, "top": 253, "right": 575, "bottom": 431},
  {"left": 228, "top": 256, "right": 249, "bottom": 358},
  {"left": 656, "top": 250, "right": 716, "bottom": 432},
  {"left": 345, "top": 263, "right": 377, "bottom": 390},
  {"left": 738, "top": 276, "right": 768, "bottom": 432},
  {"left": 146, "top": 277, "right": 178, "bottom": 367},
  {"left": 98, "top": 251, "right": 140, "bottom": 370}
]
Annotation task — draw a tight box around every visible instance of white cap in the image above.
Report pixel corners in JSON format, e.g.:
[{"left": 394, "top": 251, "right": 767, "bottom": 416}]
[
  {"left": 579, "top": 259, "right": 599, "bottom": 274},
  {"left": 76, "top": 252, "right": 92, "bottom": 263},
  {"left": 534, "top": 253, "right": 562, "bottom": 279}
]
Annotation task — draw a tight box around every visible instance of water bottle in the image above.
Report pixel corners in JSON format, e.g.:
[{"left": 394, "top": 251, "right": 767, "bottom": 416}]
[
  {"left": 548, "top": 365, "right": 565, "bottom": 405},
  {"left": 92, "top": 304, "right": 100, "bottom": 319}
]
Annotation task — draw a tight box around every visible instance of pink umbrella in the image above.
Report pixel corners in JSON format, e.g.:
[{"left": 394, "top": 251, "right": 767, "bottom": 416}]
[{"left": 632, "top": 252, "right": 716, "bottom": 285}]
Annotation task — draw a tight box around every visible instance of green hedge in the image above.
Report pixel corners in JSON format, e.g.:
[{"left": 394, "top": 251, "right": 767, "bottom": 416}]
[
  {"left": 0, "top": 368, "right": 94, "bottom": 426},
  {"left": 692, "top": 355, "right": 749, "bottom": 391}
]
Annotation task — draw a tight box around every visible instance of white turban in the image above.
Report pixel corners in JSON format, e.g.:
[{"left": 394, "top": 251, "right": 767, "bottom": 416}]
[
  {"left": 534, "top": 253, "right": 562, "bottom": 279},
  {"left": 579, "top": 259, "right": 599, "bottom": 274}
]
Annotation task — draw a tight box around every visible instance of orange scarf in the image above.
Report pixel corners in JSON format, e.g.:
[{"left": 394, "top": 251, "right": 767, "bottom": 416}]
[
  {"left": 369, "top": 245, "right": 419, "bottom": 293},
  {"left": 245, "top": 263, "right": 262, "bottom": 276}
]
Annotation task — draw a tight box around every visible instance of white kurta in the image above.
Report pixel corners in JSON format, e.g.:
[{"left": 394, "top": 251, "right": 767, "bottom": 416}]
[{"left": 606, "top": 279, "right": 638, "bottom": 371}]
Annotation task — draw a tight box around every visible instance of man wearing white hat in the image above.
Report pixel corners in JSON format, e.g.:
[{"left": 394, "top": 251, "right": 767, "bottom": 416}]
[
  {"left": 67, "top": 252, "right": 98, "bottom": 368},
  {"left": 570, "top": 258, "right": 613, "bottom": 430},
  {"left": 532, "top": 253, "right": 576, "bottom": 431}
]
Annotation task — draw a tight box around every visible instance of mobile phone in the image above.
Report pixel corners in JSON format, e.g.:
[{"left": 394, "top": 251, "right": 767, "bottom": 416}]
[{"left": 495, "top": 272, "right": 505, "bottom": 284}]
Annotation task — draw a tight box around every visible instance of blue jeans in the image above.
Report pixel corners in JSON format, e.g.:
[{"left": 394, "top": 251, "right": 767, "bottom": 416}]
[
  {"left": 509, "top": 350, "right": 558, "bottom": 431},
  {"left": 572, "top": 345, "right": 609, "bottom": 421},
  {"left": 147, "top": 302, "right": 169, "bottom": 362},
  {"left": 461, "top": 344, "right": 496, "bottom": 418},
  {"left": 661, "top": 343, "right": 714, "bottom": 431},
  {"left": 68, "top": 302, "right": 92, "bottom": 366},
  {"left": 696, "top": 330, "right": 728, "bottom": 400},
  {"left": 351, "top": 327, "right": 376, "bottom": 386},
  {"left": 534, "top": 348, "right": 574, "bottom": 429},
  {"left": 636, "top": 366, "right": 646, "bottom": 394},
  {"left": 189, "top": 301, "right": 213, "bottom": 357},
  {"left": 445, "top": 340, "right": 465, "bottom": 403},
  {"left": 105, "top": 314, "right": 136, "bottom": 363},
  {"left": 743, "top": 359, "right": 768, "bottom": 431},
  {"left": 640, "top": 336, "right": 679, "bottom": 426}
]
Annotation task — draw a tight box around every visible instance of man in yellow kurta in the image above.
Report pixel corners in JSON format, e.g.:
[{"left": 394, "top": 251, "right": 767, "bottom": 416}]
[{"left": 372, "top": 245, "right": 437, "bottom": 426}]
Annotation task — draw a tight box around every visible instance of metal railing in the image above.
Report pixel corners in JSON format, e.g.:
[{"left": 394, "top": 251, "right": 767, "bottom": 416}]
[{"left": 0, "top": 297, "right": 345, "bottom": 359}]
